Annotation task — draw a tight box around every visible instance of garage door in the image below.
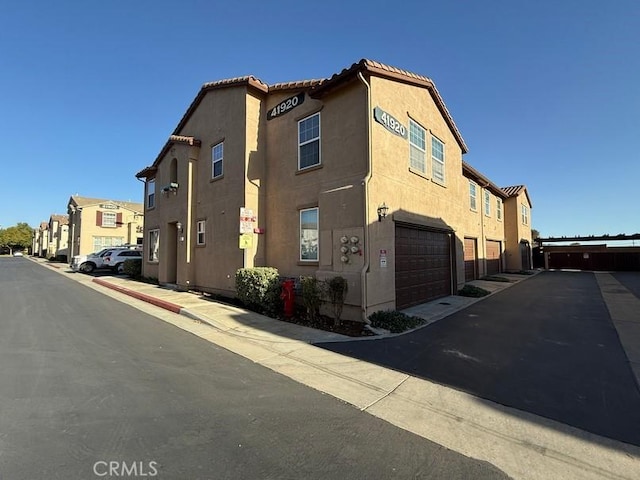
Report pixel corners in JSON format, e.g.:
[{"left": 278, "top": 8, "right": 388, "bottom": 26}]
[
  {"left": 486, "top": 240, "right": 502, "bottom": 275},
  {"left": 395, "top": 226, "right": 452, "bottom": 309},
  {"left": 464, "top": 238, "right": 477, "bottom": 282}
]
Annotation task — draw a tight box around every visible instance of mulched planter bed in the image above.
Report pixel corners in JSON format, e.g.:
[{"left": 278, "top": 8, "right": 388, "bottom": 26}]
[{"left": 280, "top": 314, "right": 375, "bottom": 337}]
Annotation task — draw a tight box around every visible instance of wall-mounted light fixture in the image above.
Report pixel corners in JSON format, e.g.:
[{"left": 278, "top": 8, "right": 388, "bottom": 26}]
[
  {"left": 377, "top": 203, "right": 389, "bottom": 222},
  {"left": 176, "top": 222, "right": 183, "bottom": 233}
]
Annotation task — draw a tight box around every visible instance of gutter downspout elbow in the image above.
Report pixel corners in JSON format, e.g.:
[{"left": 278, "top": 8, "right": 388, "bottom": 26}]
[{"left": 358, "top": 72, "right": 373, "bottom": 324}]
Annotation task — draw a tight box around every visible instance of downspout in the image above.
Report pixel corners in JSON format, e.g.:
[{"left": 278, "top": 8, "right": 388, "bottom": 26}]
[{"left": 358, "top": 71, "right": 373, "bottom": 323}]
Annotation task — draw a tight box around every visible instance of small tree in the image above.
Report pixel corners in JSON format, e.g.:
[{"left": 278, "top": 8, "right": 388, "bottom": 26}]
[
  {"left": 301, "top": 276, "right": 324, "bottom": 322},
  {"left": 326, "top": 276, "right": 348, "bottom": 326}
]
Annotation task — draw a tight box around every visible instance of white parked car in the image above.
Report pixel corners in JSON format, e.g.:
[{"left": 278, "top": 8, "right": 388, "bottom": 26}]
[
  {"left": 70, "top": 245, "right": 140, "bottom": 273},
  {"left": 102, "top": 249, "right": 142, "bottom": 274}
]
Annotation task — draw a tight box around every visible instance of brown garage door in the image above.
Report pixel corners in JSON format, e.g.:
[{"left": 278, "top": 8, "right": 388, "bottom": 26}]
[
  {"left": 395, "top": 225, "right": 452, "bottom": 309},
  {"left": 464, "top": 238, "right": 477, "bottom": 282},
  {"left": 486, "top": 240, "right": 502, "bottom": 275}
]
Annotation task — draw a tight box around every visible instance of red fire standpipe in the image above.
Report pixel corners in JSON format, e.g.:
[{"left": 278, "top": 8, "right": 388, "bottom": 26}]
[{"left": 280, "top": 279, "right": 295, "bottom": 318}]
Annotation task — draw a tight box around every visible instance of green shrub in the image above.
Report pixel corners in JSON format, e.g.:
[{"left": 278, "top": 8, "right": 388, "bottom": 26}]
[
  {"left": 368, "top": 310, "right": 425, "bottom": 333},
  {"left": 458, "top": 284, "right": 490, "bottom": 297},
  {"left": 301, "top": 276, "right": 325, "bottom": 322},
  {"left": 123, "top": 259, "right": 142, "bottom": 278},
  {"left": 236, "top": 267, "right": 282, "bottom": 316},
  {"left": 326, "top": 276, "right": 348, "bottom": 326}
]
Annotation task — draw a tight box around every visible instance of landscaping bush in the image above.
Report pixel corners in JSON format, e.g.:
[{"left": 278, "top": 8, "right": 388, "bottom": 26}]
[
  {"left": 123, "top": 259, "right": 142, "bottom": 278},
  {"left": 301, "top": 276, "right": 325, "bottom": 322},
  {"left": 235, "top": 267, "right": 282, "bottom": 316},
  {"left": 458, "top": 284, "right": 490, "bottom": 297},
  {"left": 368, "top": 310, "right": 425, "bottom": 333},
  {"left": 326, "top": 276, "right": 348, "bottom": 326}
]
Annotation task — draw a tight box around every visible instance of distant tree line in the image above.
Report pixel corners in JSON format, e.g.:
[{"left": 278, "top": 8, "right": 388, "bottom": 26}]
[{"left": 0, "top": 222, "right": 33, "bottom": 254}]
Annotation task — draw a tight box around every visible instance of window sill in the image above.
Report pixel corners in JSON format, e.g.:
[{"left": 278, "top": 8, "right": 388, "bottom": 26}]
[
  {"left": 431, "top": 178, "right": 446, "bottom": 188},
  {"left": 210, "top": 175, "right": 224, "bottom": 183},
  {"left": 409, "top": 167, "right": 429, "bottom": 179},
  {"left": 296, "top": 164, "right": 323, "bottom": 175},
  {"left": 297, "top": 261, "right": 319, "bottom": 266}
]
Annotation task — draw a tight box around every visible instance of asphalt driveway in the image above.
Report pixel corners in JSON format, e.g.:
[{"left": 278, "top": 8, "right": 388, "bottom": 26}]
[{"left": 318, "top": 271, "right": 640, "bottom": 446}]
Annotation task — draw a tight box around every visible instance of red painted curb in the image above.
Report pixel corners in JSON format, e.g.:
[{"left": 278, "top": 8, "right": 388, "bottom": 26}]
[{"left": 92, "top": 278, "right": 182, "bottom": 314}]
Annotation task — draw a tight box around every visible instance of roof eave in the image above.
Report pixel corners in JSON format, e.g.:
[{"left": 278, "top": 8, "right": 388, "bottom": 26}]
[{"left": 309, "top": 59, "right": 468, "bottom": 154}]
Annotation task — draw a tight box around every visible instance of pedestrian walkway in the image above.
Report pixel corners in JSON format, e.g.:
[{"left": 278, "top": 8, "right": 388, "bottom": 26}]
[{"left": 33, "top": 258, "right": 640, "bottom": 480}]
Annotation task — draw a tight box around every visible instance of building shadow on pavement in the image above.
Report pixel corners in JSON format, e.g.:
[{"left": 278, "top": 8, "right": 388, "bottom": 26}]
[{"left": 316, "top": 271, "right": 640, "bottom": 450}]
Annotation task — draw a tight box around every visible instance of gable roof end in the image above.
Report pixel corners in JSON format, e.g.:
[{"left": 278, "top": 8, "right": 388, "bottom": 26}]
[
  {"left": 309, "top": 59, "right": 468, "bottom": 154},
  {"left": 502, "top": 185, "right": 533, "bottom": 208}
]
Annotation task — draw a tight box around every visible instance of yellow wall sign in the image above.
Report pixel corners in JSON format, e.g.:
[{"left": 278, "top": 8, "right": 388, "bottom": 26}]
[{"left": 239, "top": 234, "right": 253, "bottom": 249}]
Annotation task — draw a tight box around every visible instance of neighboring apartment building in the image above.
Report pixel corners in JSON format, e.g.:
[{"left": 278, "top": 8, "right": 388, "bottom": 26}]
[
  {"left": 135, "top": 59, "right": 532, "bottom": 321},
  {"left": 47, "top": 214, "right": 69, "bottom": 260},
  {"left": 32, "top": 221, "right": 49, "bottom": 258},
  {"left": 66, "top": 195, "right": 144, "bottom": 258}
]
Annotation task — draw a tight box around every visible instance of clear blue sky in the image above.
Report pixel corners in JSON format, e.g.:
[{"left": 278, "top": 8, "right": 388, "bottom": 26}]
[{"left": 1, "top": 0, "right": 638, "bottom": 240}]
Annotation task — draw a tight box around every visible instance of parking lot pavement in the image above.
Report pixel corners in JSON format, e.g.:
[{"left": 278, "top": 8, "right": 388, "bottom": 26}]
[{"left": 318, "top": 271, "right": 640, "bottom": 447}]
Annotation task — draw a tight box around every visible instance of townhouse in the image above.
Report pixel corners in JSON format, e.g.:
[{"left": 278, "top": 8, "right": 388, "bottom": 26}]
[
  {"left": 66, "top": 195, "right": 144, "bottom": 258},
  {"left": 135, "top": 59, "right": 532, "bottom": 321},
  {"left": 32, "top": 221, "right": 49, "bottom": 258},
  {"left": 47, "top": 214, "right": 69, "bottom": 260}
]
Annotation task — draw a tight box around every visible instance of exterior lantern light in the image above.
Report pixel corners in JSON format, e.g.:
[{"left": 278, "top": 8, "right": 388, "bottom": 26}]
[{"left": 377, "top": 203, "right": 389, "bottom": 222}]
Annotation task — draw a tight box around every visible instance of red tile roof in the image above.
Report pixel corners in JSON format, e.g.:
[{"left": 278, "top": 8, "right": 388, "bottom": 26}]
[
  {"left": 138, "top": 59, "right": 470, "bottom": 176},
  {"left": 502, "top": 185, "right": 532, "bottom": 207},
  {"left": 462, "top": 162, "right": 507, "bottom": 198}
]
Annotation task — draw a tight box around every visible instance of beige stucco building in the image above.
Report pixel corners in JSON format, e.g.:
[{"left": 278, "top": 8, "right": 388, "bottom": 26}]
[
  {"left": 32, "top": 221, "right": 49, "bottom": 257},
  {"left": 136, "top": 59, "right": 532, "bottom": 321},
  {"left": 47, "top": 214, "right": 69, "bottom": 260},
  {"left": 66, "top": 195, "right": 144, "bottom": 258}
]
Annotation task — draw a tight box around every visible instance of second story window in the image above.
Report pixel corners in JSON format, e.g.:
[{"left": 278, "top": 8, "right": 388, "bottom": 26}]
[
  {"left": 431, "top": 136, "right": 445, "bottom": 184},
  {"left": 212, "top": 142, "right": 224, "bottom": 179},
  {"left": 521, "top": 204, "right": 529, "bottom": 225},
  {"left": 469, "top": 181, "right": 477, "bottom": 211},
  {"left": 147, "top": 179, "right": 156, "bottom": 209},
  {"left": 102, "top": 212, "right": 117, "bottom": 227},
  {"left": 196, "top": 220, "right": 206, "bottom": 245},
  {"left": 497, "top": 198, "right": 503, "bottom": 221},
  {"left": 409, "top": 119, "right": 426, "bottom": 174},
  {"left": 298, "top": 113, "right": 320, "bottom": 170},
  {"left": 484, "top": 190, "right": 491, "bottom": 216}
]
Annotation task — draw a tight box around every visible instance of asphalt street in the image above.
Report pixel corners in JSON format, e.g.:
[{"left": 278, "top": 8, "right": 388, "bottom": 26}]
[
  {"left": 319, "top": 271, "right": 640, "bottom": 447},
  {"left": 0, "top": 257, "right": 510, "bottom": 480}
]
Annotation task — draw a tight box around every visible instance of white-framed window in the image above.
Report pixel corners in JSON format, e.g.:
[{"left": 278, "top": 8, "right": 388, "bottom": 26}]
[
  {"left": 92, "top": 236, "right": 124, "bottom": 252},
  {"left": 147, "top": 179, "right": 156, "bottom": 209},
  {"left": 484, "top": 190, "right": 491, "bottom": 217},
  {"left": 148, "top": 229, "right": 159, "bottom": 262},
  {"left": 196, "top": 220, "right": 206, "bottom": 245},
  {"left": 298, "top": 113, "right": 321, "bottom": 170},
  {"left": 409, "top": 119, "right": 426, "bottom": 174},
  {"left": 469, "top": 181, "right": 477, "bottom": 211},
  {"left": 299, "top": 207, "right": 319, "bottom": 262},
  {"left": 102, "top": 212, "right": 117, "bottom": 227},
  {"left": 212, "top": 142, "right": 223, "bottom": 179},
  {"left": 521, "top": 204, "right": 529, "bottom": 225},
  {"left": 431, "top": 136, "right": 445, "bottom": 184},
  {"left": 497, "top": 198, "right": 503, "bottom": 221}
]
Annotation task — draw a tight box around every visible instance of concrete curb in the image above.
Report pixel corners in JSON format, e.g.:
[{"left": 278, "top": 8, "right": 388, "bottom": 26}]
[{"left": 92, "top": 278, "right": 183, "bottom": 314}]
